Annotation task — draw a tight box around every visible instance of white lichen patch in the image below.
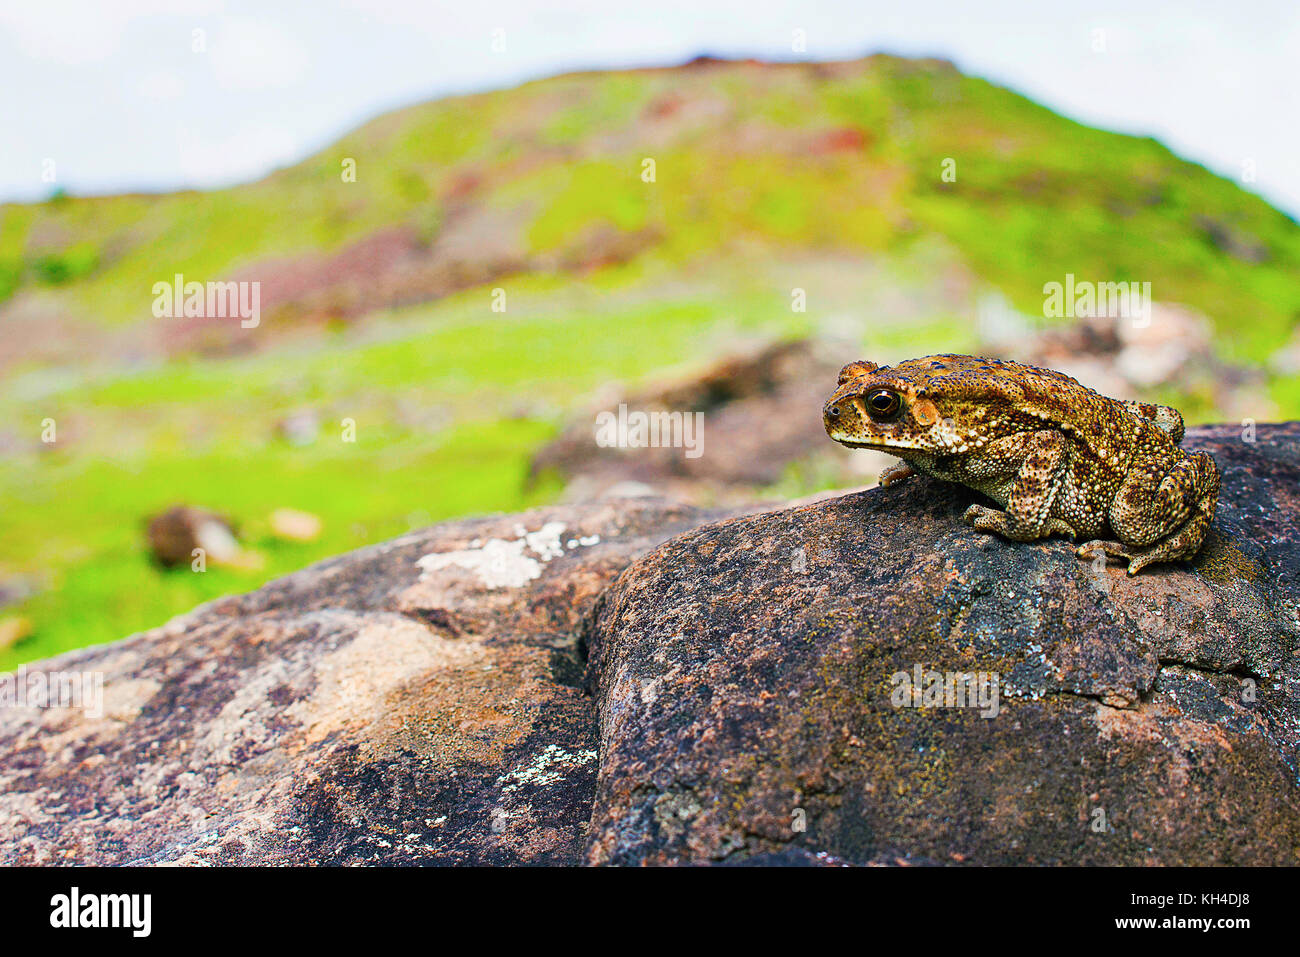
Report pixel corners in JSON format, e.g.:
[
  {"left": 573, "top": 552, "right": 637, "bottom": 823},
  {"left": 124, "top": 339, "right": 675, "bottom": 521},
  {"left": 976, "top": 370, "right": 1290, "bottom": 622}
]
[
  {"left": 417, "top": 521, "right": 598, "bottom": 589},
  {"left": 497, "top": 744, "right": 598, "bottom": 793}
]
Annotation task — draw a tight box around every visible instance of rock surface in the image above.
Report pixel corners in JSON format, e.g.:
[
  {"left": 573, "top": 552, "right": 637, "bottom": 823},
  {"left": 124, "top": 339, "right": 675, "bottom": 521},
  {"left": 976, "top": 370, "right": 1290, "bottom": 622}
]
[
  {"left": 585, "top": 423, "right": 1300, "bottom": 865},
  {"left": 0, "top": 499, "right": 726, "bottom": 864},
  {"left": 2, "top": 424, "right": 1298, "bottom": 865}
]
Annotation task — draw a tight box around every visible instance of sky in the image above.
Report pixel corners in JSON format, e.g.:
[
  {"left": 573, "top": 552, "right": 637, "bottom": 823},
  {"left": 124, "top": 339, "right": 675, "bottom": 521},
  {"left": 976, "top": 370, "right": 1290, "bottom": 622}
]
[{"left": 1, "top": 0, "right": 1297, "bottom": 216}]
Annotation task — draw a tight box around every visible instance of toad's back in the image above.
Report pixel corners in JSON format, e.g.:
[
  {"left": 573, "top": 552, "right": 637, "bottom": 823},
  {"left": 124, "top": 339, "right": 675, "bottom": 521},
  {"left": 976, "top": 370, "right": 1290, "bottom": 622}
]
[{"left": 877, "top": 354, "right": 1135, "bottom": 461}]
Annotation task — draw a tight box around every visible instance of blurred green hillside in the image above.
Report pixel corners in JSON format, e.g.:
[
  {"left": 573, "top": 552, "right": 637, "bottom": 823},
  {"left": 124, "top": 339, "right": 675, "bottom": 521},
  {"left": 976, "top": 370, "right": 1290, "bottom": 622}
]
[{"left": 2, "top": 54, "right": 1298, "bottom": 667}]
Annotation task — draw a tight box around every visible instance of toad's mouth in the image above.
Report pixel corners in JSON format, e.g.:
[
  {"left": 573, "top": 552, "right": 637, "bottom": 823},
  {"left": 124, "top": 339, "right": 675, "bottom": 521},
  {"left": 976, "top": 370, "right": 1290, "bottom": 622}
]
[{"left": 827, "top": 432, "right": 909, "bottom": 451}]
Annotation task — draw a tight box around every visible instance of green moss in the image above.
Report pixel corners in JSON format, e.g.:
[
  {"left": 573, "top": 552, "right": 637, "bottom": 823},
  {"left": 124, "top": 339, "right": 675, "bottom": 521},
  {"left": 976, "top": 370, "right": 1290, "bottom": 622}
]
[{"left": 1194, "top": 533, "right": 1263, "bottom": 586}]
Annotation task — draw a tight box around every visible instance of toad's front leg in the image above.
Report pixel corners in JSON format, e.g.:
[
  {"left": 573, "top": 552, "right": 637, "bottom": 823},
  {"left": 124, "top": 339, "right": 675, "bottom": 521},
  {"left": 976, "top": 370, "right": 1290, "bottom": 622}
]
[{"left": 961, "top": 429, "right": 1079, "bottom": 541}]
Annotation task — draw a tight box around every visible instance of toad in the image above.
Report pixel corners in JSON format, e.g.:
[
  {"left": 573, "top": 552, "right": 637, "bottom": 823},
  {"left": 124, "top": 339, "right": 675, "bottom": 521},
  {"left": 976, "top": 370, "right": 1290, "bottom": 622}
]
[{"left": 823, "top": 355, "right": 1220, "bottom": 575}]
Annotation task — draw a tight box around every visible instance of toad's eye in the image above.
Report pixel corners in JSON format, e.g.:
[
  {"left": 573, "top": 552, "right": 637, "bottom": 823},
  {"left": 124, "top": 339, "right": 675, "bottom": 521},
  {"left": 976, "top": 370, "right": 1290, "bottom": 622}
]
[{"left": 866, "top": 389, "right": 901, "bottom": 421}]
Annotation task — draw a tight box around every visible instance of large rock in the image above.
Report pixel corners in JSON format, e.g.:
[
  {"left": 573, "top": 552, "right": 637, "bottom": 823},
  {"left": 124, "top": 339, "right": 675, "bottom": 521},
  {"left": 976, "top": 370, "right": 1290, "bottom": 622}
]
[
  {"left": 584, "top": 423, "right": 1300, "bottom": 864},
  {"left": 1, "top": 424, "right": 1298, "bottom": 865}
]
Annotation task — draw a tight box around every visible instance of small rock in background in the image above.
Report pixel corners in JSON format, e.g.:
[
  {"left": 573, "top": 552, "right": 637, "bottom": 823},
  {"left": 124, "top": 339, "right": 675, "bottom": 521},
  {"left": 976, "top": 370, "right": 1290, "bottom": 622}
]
[
  {"left": 601, "top": 481, "right": 659, "bottom": 499},
  {"left": 393, "top": 400, "right": 452, "bottom": 435},
  {"left": 405, "top": 509, "right": 432, "bottom": 530},
  {"left": 1113, "top": 303, "right": 1213, "bottom": 387},
  {"left": 0, "top": 576, "right": 33, "bottom": 610},
  {"left": 269, "top": 508, "right": 323, "bottom": 542},
  {"left": 1269, "top": 327, "right": 1300, "bottom": 377},
  {"left": 530, "top": 338, "right": 854, "bottom": 503},
  {"left": 1196, "top": 214, "right": 1271, "bottom": 264},
  {"left": 983, "top": 298, "right": 1259, "bottom": 415},
  {"left": 146, "top": 505, "right": 250, "bottom": 568},
  {"left": 276, "top": 410, "right": 320, "bottom": 447},
  {"left": 0, "top": 616, "right": 32, "bottom": 651}
]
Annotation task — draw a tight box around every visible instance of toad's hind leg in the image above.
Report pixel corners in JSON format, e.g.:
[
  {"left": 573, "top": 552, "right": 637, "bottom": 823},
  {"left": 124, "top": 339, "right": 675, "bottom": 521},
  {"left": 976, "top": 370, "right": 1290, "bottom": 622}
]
[{"left": 1078, "top": 450, "right": 1220, "bottom": 575}]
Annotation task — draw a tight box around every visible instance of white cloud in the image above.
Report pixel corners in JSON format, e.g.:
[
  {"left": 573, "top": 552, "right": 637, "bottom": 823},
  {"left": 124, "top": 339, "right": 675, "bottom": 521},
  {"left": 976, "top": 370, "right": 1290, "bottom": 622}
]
[
  {"left": 137, "top": 70, "right": 187, "bottom": 101},
  {"left": 0, "top": 0, "right": 223, "bottom": 64},
  {"left": 208, "top": 17, "right": 310, "bottom": 90},
  {"left": 176, "top": 121, "right": 300, "bottom": 187}
]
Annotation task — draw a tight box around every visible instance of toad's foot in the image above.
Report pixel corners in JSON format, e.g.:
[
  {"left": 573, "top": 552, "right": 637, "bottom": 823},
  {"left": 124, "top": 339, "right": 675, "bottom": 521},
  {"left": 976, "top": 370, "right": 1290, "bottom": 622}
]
[
  {"left": 879, "top": 463, "right": 916, "bottom": 487},
  {"left": 962, "top": 504, "right": 1077, "bottom": 542},
  {"left": 1076, "top": 540, "right": 1163, "bottom": 576}
]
